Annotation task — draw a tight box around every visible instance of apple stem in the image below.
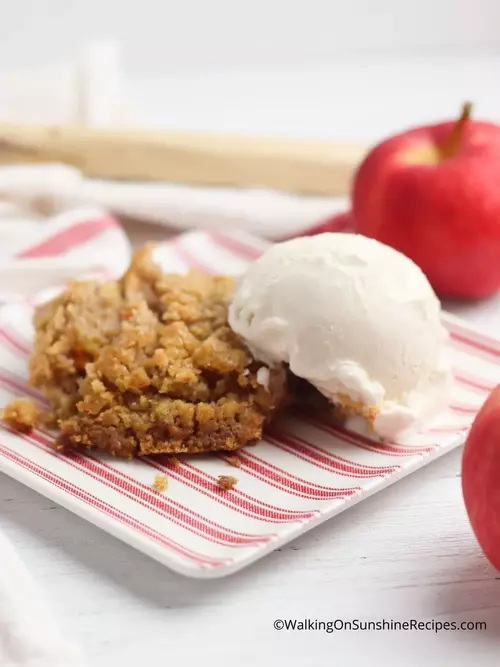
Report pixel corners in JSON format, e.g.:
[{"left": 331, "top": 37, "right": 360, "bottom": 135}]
[{"left": 441, "top": 102, "right": 473, "bottom": 159}]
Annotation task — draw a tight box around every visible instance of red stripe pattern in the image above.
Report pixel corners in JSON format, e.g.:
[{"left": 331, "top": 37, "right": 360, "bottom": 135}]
[
  {"left": 16, "top": 218, "right": 119, "bottom": 259},
  {"left": 0, "top": 228, "right": 498, "bottom": 578}
]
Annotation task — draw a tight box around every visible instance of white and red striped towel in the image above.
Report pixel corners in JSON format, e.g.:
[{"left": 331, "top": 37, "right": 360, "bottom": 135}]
[
  {"left": 0, "top": 163, "right": 349, "bottom": 241},
  {"left": 0, "top": 207, "right": 131, "bottom": 667},
  {"left": 0, "top": 204, "right": 131, "bottom": 303}
]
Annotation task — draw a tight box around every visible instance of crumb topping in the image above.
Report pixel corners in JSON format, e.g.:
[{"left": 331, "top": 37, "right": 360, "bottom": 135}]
[{"left": 29, "top": 245, "right": 289, "bottom": 457}]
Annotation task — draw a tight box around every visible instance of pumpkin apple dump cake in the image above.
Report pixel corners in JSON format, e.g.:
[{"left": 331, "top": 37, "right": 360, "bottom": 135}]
[{"left": 27, "top": 246, "right": 288, "bottom": 458}]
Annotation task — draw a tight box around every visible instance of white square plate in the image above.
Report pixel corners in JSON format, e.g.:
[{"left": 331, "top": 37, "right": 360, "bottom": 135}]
[{"left": 0, "top": 230, "right": 497, "bottom": 578}]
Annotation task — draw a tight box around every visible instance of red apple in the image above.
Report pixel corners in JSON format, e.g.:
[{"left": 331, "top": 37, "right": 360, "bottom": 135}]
[
  {"left": 352, "top": 103, "right": 500, "bottom": 298},
  {"left": 462, "top": 386, "right": 500, "bottom": 569}
]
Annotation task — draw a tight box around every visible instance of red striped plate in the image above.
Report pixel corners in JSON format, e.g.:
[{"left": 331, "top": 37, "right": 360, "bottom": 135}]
[{"left": 0, "top": 229, "right": 498, "bottom": 578}]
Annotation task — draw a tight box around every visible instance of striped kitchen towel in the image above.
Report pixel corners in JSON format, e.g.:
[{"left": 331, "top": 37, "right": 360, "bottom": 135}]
[
  {"left": 0, "top": 203, "right": 130, "bottom": 303},
  {"left": 0, "top": 203, "right": 133, "bottom": 667}
]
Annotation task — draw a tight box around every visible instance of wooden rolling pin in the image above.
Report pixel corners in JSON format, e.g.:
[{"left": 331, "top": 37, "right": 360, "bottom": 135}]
[{"left": 0, "top": 124, "right": 367, "bottom": 196}]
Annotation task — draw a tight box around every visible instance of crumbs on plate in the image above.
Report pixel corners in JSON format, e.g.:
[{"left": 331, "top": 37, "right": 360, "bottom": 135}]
[
  {"left": 1, "top": 398, "right": 41, "bottom": 433},
  {"left": 217, "top": 475, "right": 238, "bottom": 490},
  {"left": 152, "top": 474, "right": 169, "bottom": 493},
  {"left": 225, "top": 455, "right": 242, "bottom": 468}
]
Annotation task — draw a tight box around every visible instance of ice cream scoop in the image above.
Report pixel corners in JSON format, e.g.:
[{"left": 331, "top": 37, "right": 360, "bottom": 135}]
[{"left": 228, "top": 233, "right": 452, "bottom": 439}]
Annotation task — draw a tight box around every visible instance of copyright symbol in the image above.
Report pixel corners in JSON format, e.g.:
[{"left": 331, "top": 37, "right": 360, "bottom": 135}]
[{"left": 274, "top": 619, "right": 284, "bottom": 630}]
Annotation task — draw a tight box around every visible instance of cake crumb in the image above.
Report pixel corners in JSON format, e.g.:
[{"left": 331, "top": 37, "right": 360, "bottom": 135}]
[
  {"left": 217, "top": 475, "right": 238, "bottom": 490},
  {"left": 225, "top": 455, "right": 242, "bottom": 468},
  {"left": 152, "top": 474, "right": 169, "bottom": 492},
  {"left": 2, "top": 398, "right": 41, "bottom": 433},
  {"left": 168, "top": 457, "right": 181, "bottom": 468}
]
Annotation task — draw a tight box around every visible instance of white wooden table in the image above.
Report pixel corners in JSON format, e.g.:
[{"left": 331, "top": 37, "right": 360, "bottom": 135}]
[{"left": 2, "top": 54, "right": 500, "bottom": 667}]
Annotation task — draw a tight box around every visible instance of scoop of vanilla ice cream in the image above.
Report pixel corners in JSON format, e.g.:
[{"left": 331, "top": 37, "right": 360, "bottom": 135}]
[{"left": 228, "top": 233, "right": 451, "bottom": 439}]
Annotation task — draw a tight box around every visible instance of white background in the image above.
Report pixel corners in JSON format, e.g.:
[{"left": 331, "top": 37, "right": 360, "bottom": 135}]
[
  {"left": 0, "top": 1, "right": 499, "bottom": 142},
  {"left": 0, "top": 0, "right": 499, "bottom": 70},
  {"left": 2, "top": 3, "right": 500, "bottom": 667}
]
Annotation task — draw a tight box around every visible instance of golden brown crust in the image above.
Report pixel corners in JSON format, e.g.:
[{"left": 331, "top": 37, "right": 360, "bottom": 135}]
[{"left": 30, "top": 246, "right": 288, "bottom": 458}]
